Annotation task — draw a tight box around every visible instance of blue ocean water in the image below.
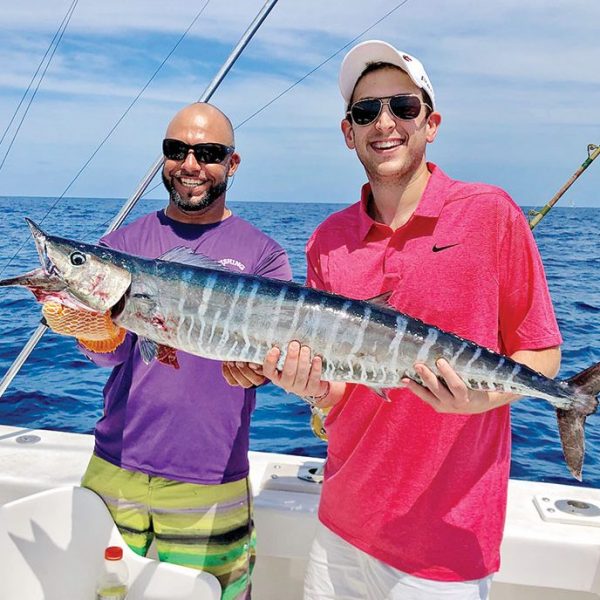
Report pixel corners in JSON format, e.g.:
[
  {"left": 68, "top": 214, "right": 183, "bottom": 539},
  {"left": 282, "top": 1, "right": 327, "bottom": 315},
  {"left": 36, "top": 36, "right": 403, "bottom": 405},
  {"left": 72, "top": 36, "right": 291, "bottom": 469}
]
[{"left": 0, "top": 197, "right": 598, "bottom": 488}]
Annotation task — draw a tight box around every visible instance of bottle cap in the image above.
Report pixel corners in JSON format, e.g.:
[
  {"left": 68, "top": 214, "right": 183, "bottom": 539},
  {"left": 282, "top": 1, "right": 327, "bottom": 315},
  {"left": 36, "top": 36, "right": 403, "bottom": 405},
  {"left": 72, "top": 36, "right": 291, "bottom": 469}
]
[{"left": 105, "top": 546, "right": 124, "bottom": 560}]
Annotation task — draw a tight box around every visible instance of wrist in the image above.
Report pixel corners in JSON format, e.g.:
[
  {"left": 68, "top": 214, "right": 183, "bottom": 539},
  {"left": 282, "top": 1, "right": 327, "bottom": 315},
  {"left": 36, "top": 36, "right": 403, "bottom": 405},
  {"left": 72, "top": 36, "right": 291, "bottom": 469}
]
[{"left": 302, "top": 381, "right": 331, "bottom": 406}]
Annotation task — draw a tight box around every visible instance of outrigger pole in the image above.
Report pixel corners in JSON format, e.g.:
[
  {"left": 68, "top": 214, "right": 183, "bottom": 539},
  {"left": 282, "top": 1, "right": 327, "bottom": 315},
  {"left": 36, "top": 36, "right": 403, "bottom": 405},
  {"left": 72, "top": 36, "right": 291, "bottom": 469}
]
[
  {"left": 0, "top": 0, "right": 279, "bottom": 399},
  {"left": 529, "top": 143, "right": 599, "bottom": 230}
]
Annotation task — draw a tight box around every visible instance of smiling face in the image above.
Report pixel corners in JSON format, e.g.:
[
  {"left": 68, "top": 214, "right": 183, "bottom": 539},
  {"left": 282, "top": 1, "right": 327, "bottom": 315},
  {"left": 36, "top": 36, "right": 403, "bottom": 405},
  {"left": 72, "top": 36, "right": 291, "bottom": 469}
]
[
  {"left": 162, "top": 103, "right": 240, "bottom": 223},
  {"left": 341, "top": 66, "right": 441, "bottom": 186}
]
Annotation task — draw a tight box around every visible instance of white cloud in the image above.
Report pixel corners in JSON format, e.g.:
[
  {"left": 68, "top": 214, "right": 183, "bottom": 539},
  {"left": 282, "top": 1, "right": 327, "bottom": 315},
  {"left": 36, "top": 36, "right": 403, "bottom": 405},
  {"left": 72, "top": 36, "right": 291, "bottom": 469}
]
[{"left": 0, "top": 0, "right": 599, "bottom": 206}]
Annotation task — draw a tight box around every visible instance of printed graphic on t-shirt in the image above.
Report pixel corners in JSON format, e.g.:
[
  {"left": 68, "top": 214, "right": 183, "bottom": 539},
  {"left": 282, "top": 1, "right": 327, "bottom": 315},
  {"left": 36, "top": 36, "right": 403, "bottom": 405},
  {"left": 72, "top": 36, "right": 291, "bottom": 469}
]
[{"left": 219, "top": 258, "right": 246, "bottom": 271}]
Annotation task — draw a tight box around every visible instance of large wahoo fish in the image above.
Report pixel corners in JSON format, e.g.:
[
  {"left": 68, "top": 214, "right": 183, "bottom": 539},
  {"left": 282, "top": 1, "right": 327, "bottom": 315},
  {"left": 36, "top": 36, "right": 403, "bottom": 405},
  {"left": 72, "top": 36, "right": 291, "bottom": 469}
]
[{"left": 2, "top": 219, "right": 599, "bottom": 480}]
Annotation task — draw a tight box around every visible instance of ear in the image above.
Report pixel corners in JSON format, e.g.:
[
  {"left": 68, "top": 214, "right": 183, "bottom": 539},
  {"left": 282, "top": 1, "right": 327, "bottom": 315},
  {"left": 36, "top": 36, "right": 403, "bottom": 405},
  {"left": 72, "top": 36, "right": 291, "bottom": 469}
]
[
  {"left": 341, "top": 118, "right": 355, "bottom": 149},
  {"left": 425, "top": 112, "right": 442, "bottom": 144},
  {"left": 227, "top": 152, "right": 241, "bottom": 177}
]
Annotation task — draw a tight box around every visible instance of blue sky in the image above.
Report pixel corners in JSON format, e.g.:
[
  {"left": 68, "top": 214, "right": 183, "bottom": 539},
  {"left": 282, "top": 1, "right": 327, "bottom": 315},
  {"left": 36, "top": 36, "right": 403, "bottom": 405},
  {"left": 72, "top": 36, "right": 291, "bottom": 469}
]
[{"left": 0, "top": 0, "right": 599, "bottom": 206}]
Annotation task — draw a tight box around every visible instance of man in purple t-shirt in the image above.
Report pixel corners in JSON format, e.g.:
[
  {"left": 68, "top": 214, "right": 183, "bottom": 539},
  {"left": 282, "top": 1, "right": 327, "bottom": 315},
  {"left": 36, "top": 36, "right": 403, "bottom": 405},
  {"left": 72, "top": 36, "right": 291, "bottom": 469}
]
[{"left": 45, "top": 102, "right": 291, "bottom": 600}]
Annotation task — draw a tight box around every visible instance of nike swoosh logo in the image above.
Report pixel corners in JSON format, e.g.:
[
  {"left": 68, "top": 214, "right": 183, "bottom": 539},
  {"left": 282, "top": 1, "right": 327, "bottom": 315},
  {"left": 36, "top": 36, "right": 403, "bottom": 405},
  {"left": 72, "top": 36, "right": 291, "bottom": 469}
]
[{"left": 432, "top": 243, "right": 460, "bottom": 253}]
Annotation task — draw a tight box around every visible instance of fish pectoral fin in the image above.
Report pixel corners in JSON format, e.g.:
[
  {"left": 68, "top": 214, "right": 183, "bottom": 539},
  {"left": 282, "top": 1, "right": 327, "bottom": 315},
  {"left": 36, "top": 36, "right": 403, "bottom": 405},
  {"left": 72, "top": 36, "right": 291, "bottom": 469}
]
[
  {"left": 158, "top": 247, "right": 229, "bottom": 271},
  {"left": 365, "top": 291, "right": 393, "bottom": 309},
  {"left": 138, "top": 337, "right": 179, "bottom": 369},
  {"left": 138, "top": 337, "right": 158, "bottom": 364}
]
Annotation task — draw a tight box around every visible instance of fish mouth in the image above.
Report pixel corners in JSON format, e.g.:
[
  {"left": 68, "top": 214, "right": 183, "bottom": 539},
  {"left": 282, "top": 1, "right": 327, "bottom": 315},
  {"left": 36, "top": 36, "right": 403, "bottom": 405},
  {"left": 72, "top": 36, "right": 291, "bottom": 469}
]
[
  {"left": 1, "top": 218, "right": 132, "bottom": 313},
  {"left": 0, "top": 266, "right": 87, "bottom": 307},
  {"left": 0, "top": 267, "right": 64, "bottom": 290},
  {"left": 25, "top": 218, "right": 58, "bottom": 277},
  {"left": 0, "top": 219, "right": 66, "bottom": 295}
]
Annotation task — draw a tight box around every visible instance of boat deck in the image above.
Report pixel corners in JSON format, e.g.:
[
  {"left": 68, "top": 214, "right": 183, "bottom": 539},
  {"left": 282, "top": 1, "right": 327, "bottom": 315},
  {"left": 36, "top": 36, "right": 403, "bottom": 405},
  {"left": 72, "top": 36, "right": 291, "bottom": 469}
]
[{"left": 1, "top": 425, "right": 599, "bottom": 599}]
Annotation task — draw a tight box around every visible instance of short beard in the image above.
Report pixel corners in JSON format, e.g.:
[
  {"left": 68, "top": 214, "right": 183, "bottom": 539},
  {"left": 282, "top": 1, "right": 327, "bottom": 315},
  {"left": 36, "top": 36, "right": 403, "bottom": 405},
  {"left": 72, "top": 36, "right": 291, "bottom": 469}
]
[{"left": 162, "top": 173, "right": 227, "bottom": 213}]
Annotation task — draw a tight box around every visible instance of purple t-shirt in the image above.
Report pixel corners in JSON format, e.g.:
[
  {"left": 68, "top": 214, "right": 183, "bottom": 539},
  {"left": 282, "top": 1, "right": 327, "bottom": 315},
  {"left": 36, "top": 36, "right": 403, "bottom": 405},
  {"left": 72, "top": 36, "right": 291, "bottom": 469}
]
[{"left": 80, "top": 210, "right": 291, "bottom": 484}]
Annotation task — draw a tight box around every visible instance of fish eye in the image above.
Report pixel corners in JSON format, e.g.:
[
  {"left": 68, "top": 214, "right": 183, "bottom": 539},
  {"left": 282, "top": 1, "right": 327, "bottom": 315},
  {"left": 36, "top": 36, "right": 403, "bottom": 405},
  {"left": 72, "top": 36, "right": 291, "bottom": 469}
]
[{"left": 70, "top": 252, "right": 86, "bottom": 266}]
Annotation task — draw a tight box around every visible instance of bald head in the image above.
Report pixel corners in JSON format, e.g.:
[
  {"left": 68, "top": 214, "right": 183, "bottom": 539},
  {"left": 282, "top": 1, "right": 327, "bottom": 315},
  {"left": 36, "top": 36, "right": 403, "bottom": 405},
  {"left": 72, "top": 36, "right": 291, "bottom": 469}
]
[
  {"left": 161, "top": 102, "right": 241, "bottom": 223},
  {"left": 165, "top": 102, "right": 235, "bottom": 147}
]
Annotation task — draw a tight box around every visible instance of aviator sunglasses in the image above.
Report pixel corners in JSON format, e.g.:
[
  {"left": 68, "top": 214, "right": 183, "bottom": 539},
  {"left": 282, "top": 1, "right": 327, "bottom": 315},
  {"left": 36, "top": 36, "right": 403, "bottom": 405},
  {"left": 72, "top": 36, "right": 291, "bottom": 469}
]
[
  {"left": 347, "top": 94, "right": 431, "bottom": 126},
  {"left": 162, "top": 138, "right": 235, "bottom": 164}
]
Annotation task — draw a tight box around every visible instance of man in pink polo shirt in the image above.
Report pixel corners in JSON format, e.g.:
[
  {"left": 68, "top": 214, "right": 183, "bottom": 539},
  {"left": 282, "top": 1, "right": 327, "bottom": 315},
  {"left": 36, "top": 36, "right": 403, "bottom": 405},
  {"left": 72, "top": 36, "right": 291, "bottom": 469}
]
[{"left": 225, "top": 40, "right": 562, "bottom": 599}]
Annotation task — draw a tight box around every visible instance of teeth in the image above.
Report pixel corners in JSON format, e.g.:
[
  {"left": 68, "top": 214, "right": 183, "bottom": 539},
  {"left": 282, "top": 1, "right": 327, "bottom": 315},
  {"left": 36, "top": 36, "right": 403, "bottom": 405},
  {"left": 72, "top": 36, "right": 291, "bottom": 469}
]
[
  {"left": 180, "top": 178, "right": 206, "bottom": 187},
  {"left": 372, "top": 140, "right": 404, "bottom": 150}
]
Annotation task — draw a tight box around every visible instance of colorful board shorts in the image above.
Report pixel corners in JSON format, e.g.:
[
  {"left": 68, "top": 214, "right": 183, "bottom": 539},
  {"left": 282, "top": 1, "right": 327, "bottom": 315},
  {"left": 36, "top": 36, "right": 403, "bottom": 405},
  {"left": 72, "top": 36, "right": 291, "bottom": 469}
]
[{"left": 82, "top": 454, "right": 255, "bottom": 600}]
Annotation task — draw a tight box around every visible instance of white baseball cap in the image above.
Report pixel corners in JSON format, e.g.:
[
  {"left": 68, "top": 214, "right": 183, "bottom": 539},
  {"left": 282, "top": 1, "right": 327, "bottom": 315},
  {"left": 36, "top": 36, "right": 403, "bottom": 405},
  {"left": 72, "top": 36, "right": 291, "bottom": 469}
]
[{"left": 339, "top": 40, "right": 436, "bottom": 110}]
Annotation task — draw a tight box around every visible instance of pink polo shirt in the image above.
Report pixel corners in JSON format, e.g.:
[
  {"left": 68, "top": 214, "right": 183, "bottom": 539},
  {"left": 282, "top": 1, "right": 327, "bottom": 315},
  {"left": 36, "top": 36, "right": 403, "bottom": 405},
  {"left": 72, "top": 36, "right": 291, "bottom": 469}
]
[{"left": 307, "top": 164, "right": 562, "bottom": 581}]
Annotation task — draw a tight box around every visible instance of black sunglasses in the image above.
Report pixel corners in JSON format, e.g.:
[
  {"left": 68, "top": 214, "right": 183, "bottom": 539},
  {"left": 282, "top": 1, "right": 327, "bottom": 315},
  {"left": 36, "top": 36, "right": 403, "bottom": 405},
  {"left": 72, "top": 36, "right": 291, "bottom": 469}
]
[
  {"left": 162, "top": 139, "right": 235, "bottom": 164},
  {"left": 347, "top": 94, "right": 431, "bottom": 126}
]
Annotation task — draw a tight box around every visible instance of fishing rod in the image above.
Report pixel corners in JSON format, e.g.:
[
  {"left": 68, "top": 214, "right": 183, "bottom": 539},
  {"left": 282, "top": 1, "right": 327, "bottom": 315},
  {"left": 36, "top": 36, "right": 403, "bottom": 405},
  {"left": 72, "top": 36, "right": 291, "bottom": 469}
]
[
  {"left": 0, "top": 0, "right": 280, "bottom": 399},
  {"left": 529, "top": 143, "right": 599, "bottom": 230}
]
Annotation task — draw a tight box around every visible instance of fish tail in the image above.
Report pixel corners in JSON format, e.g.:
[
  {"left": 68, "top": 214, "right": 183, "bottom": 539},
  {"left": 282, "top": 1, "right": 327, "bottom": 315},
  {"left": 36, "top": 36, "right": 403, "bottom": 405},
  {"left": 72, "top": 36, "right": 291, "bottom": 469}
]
[
  {"left": 556, "top": 361, "right": 600, "bottom": 481},
  {"left": 557, "top": 409, "right": 588, "bottom": 481}
]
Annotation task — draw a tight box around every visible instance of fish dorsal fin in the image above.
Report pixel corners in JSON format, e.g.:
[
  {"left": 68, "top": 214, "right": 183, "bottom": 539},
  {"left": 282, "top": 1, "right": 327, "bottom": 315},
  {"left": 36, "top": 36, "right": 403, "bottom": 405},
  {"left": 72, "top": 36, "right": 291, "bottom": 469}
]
[
  {"left": 365, "top": 291, "right": 393, "bottom": 308},
  {"left": 158, "top": 247, "right": 227, "bottom": 271}
]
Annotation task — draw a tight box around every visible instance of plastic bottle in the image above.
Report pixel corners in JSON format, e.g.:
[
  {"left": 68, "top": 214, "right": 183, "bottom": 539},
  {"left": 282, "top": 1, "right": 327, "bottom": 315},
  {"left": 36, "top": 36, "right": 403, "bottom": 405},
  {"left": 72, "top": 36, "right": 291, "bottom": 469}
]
[{"left": 96, "top": 546, "right": 129, "bottom": 600}]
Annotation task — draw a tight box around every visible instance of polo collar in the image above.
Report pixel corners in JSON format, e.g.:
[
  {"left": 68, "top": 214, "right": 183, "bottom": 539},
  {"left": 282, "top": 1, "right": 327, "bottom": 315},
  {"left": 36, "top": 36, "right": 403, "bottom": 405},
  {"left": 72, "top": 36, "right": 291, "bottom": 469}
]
[
  {"left": 357, "top": 184, "right": 377, "bottom": 240},
  {"left": 357, "top": 163, "right": 449, "bottom": 240}
]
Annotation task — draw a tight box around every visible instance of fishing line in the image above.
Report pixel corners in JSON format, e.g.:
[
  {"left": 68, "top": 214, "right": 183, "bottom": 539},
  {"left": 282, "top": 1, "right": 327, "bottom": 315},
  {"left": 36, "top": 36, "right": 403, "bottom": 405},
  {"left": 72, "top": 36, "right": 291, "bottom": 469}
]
[
  {"left": 0, "top": 2, "right": 211, "bottom": 278},
  {"left": 234, "top": 0, "right": 413, "bottom": 130},
  {"left": 0, "top": 0, "right": 78, "bottom": 151},
  {"left": 0, "top": 0, "right": 79, "bottom": 173}
]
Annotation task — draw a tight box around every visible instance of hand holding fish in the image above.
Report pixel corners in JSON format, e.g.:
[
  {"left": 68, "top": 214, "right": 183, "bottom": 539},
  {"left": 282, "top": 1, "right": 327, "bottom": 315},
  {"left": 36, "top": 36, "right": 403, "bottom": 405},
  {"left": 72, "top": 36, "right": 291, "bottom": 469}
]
[
  {"left": 404, "top": 359, "right": 509, "bottom": 414},
  {"left": 405, "top": 348, "right": 562, "bottom": 414},
  {"left": 263, "top": 341, "right": 344, "bottom": 410},
  {"left": 222, "top": 361, "right": 266, "bottom": 388}
]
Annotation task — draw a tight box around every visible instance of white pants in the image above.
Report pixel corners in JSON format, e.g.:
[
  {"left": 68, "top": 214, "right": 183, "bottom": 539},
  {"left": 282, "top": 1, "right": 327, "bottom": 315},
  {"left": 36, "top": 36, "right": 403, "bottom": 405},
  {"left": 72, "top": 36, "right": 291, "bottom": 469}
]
[{"left": 304, "top": 523, "right": 493, "bottom": 600}]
